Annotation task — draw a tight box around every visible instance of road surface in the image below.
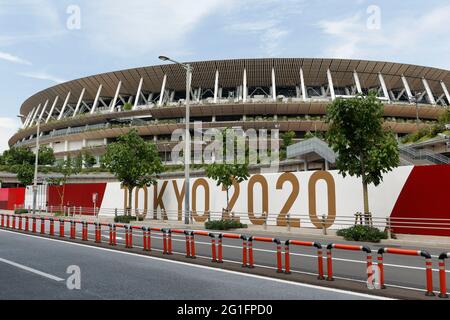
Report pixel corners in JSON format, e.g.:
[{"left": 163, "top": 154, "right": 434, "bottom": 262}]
[{"left": 0, "top": 228, "right": 384, "bottom": 300}]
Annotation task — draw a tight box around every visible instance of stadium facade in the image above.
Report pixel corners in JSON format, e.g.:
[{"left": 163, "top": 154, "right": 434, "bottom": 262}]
[{"left": 9, "top": 58, "right": 450, "bottom": 164}]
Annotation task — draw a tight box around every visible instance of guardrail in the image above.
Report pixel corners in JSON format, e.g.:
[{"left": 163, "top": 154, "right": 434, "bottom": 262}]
[
  {"left": 377, "top": 248, "right": 435, "bottom": 296},
  {"left": 1, "top": 212, "right": 449, "bottom": 298},
  {"left": 12, "top": 205, "right": 450, "bottom": 237}
]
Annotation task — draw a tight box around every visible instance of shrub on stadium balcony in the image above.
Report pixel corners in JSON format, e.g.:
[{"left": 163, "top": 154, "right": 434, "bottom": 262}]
[
  {"left": 205, "top": 219, "right": 248, "bottom": 231},
  {"left": 336, "top": 225, "right": 389, "bottom": 243}
]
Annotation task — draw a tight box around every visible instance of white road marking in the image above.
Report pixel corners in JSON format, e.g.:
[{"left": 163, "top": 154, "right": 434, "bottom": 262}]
[
  {"left": 0, "top": 257, "right": 64, "bottom": 282},
  {"left": 0, "top": 229, "right": 390, "bottom": 300}
]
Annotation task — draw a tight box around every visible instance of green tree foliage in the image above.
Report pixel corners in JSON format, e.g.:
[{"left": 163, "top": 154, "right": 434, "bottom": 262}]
[
  {"left": 326, "top": 93, "right": 399, "bottom": 221},
  {"left": 205, "top": 129, "right": 250, "bottom": 210},
  {"left": 2, "top": 147, "right": 34, "bottom": 166},
  {"left": 83, "top": 153, "right": 97, "bottom": 168},
  {"left": 280, "top": 131, "right": 296, "bottom": 160},
  {"left": 1, "top": 146, "right": 55, "bottom": 167},
  {"left": 38, "top": 146, "right": 56, "bottom": 166},
  {"left": 102, "top": 129, "right": 163, "bottom": 216},
  {"left": 12, "top": 164, "right": 34, "bottom": 186}
]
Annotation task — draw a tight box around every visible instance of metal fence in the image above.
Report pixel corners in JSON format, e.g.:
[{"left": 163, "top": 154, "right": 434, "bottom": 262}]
[{"left": 12, "top": 204, "right": 450, "bottom": 237}]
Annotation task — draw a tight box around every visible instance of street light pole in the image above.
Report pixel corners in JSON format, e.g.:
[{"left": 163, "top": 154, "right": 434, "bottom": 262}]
[
  {"left": 159, "top": 56, "right": 192, "bottom": 224},
  {"left": 32, "top": 121, "right": 40, "bottom": 215}
]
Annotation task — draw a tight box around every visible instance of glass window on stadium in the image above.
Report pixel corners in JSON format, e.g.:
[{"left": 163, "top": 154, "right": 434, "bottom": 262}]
[
  {"left": 216, "top": 115, "right": 244, "bottom": 122},
  {"left": 277, "top": 86, "right": 297, "bottom": 98},
  {"left": 221, "top": 87, "right": 237, "bottom": 99},
  {"left": 248, "top": 86, "right": 270, "bottom": 98}
]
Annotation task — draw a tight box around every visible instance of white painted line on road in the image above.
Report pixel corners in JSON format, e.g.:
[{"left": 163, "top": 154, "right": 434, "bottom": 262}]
[
  {"left": 0, "top": 229, "right": 390, "bottom": 300},
  {"left": 0, "top": 257, "right": 64, "bottom": 282}
]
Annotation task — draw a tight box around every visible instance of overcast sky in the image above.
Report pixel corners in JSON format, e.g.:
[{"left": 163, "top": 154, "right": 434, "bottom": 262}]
[{"left": 0, "top": 0, "right": 449, "bottom": 151}]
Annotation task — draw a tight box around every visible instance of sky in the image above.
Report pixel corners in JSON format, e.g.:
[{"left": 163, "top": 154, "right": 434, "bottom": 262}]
[{"left": 0, "top": 0, "right": 449, "bottom": 151}]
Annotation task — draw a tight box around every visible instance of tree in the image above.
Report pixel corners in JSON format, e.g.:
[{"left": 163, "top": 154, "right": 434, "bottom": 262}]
[
  {"left": 38, "top": 146, "right": 56, "bottom": 166},
  {"left": 48, "top": 156, "right": 82, "bottom": 209},
  {"left": 206, "top": 163, "right": 249, "bottom": 210},
  {"left": 83, "top": 153, "right": 97, "bottom": 168},
  {"left": 326, "top": 93, "right": 399, "bottom": 223},
  {"left": 2, "top": 147, "right": 34, "bottom": 166},
  {"left": 102, "top": 129, "right": 163, "bottom": 216},
  {"left": 205, "top": 128, "right": 250, "bottom": 212},
  {"left": 280, "top": 131, "right": 296, "bottom": 160},
  {"left": 12, "top": 164, "right": 34, "bottom": 186}
]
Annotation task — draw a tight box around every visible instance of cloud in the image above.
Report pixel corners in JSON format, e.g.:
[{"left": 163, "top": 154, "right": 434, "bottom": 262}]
[
  {"left": 19, "top": 71, "right": 66, "bottom": 84},
  {"left": 0, "top": 51, "right": 31, "bottom": 65},
  {"left": 317, "top": 4, "right": 450, "bottom": 68},
  {"left": 0, "top": 117, "right": 20, "bottom": 152},
  {"left": 83, "top": 0, "right": 230, "bottom": 58},
  {"left": 224, "top": 0, "right": 303, "bottom": 57}
]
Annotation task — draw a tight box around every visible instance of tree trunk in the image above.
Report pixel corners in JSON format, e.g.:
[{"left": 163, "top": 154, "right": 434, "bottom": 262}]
[
  {"left": 360, "top": 155, "right": 371, "bottom": 226},
  {"left": 127, "top": 186, "right": 133, "bottom": 217}
]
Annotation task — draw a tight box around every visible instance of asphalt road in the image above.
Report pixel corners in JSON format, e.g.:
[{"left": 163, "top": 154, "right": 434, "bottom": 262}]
[
  {"left": 0, "top": 229, "right": 383, "bottom": 300},
  {"left": 1, "top": 218, "right": 449, "bottom": 299}
]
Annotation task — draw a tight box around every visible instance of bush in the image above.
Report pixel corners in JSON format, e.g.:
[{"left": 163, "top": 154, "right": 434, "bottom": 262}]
[
  {"left": 114, "top": 215, "right": 144, "bottom": 223},
  {"left": 205, "top": 219, "right": 248, "bottom": 231},
  {"left": 14, "top": 209, "right": 29, "bottom": 215},
  {"left": 336, "top": 225, "right": 389, "bottom": 243}
]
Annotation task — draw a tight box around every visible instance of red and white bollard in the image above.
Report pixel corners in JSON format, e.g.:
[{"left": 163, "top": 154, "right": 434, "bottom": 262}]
[
  {"left": 59, "top": 219, "right": 65, "bottom": 237},
  {"left": 49, "top": 218, "right": 55, "bottom": 236},
  {"left": 438, "top": 253, "right": 449, "bottom": 298}
]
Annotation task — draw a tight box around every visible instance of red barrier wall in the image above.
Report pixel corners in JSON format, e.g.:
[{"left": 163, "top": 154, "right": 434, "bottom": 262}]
[
  {"left": 48, "top": 183, "right": 107, "bottom": 215},
  {"left": 0, "top": 188, "right": 25, "bottom": 210},
  {"left": 390, "top": 165, "right": 450, "bottom": 236}
]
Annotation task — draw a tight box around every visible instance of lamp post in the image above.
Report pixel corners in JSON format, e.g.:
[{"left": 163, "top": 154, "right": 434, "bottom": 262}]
[
  {"left": 411, "top": 92, "right": 422, "bottom": 129},
  {"left": 159, "top": 55, "right": 192, "bottom": 224},
  {"left": 17, "top": 114, "right": 40, "bottom": 215}
]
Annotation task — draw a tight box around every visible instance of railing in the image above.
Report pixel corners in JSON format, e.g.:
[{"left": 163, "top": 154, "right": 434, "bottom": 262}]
[
  {"left": 399, "top": 145, "right": 450, "bottom": 164},
  {"left": 13, "top": 205, "right": 450, "bottom": 236}
]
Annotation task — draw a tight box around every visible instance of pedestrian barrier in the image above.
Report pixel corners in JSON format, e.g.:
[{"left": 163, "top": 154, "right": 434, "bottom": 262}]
[
  {"left": 25, "top": 216, "right": 29, "bottom": 232},
  {"left": 326, "top": 244, "right": 372, "bottom": 282},
  {"left": 115, "top": 224, "right": 128, "bottom": 247},
  {"left": 170, "top": 229, "right": 191, "bottom": 257},
  {"left": 438, "top": 253, "right": 449, "bottom": 298},
  {"left": 284, "top": 240, "right": 324, "bottom": 279},
  {"left": 40, "top": 217, "right": 45, "bottom": 235},
  {"left": 129, "top": 225, "right": 148, "bottom": 249},
  {"left": 216, "top": 233, "right": 247, "bottom": 265},
  {"left": 32, "top": 217, "right": 37, "bottom": 233},
  {"left": 150, "top": 227, "right": 170, "bottom": 255},
  {"left": 247, "top": 236, "right": 283, "bottom": 273},
  {"left": 109, "top": 224, "right": 117, "bottom": 246},
  {"left": 70, "top": 221, "right": 76, "bottom": 239},
  {"left": 142, "top": 227, "right": 151, "bottom": 252},
  {"left": 377, "top": 248, "right": 435, "bottom": 296},
  {"left": 59, "top": 219, "right": 65, "bottom": 237},
  {"left": 192, "top": 231, "right": 217, "bottom": 261},
  {"left": 49, "top": 218, "right": 55, "bottom": 236}
]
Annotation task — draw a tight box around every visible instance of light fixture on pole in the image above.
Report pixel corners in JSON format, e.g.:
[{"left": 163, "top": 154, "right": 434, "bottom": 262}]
[{"left": 159, "top": 55, "right": 192, "bottom": 225}]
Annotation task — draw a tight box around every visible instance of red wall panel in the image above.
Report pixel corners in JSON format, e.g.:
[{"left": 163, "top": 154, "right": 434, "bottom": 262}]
[
  {"left": 390, "top": 165, "right": 450, "bottom": 236},
  {"left": 48, "top": 183, "right": 107, "bottom": 215},
  {"left": 0, "top": 188, "right": 25, "bottom": 210}
]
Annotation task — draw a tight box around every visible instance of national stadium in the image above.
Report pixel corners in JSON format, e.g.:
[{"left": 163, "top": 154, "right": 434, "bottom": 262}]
[{"left": 9, "top": 58, "right": 450, "bottom": 166}]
